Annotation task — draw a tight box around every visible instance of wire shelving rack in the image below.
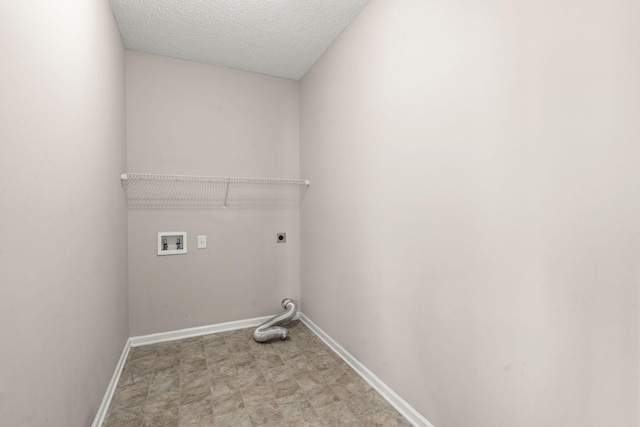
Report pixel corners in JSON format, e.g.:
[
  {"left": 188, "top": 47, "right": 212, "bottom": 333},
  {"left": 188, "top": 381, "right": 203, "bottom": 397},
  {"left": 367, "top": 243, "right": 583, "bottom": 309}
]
[{"left": 120, "top": 173, "right": 310, "bottom": 210}]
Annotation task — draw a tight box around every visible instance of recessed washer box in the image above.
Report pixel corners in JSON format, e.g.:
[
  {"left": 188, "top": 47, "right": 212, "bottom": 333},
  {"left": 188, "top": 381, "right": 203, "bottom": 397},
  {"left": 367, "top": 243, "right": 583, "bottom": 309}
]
[{"left": 158, "top": 232, "right": 187, "bottom": 256}]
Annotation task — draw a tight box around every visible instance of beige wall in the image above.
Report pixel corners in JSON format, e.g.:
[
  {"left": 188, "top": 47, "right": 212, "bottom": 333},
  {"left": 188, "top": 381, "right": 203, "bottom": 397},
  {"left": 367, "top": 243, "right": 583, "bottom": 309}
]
[
  {"left": 126, "top": 51, "right": 300, "bottom": 335},
  {"left": 300, "top": 0, "right": 640, "bottom": 426},
  {"left": 0, "top": 1, "right": 128, "bottom": 426}
]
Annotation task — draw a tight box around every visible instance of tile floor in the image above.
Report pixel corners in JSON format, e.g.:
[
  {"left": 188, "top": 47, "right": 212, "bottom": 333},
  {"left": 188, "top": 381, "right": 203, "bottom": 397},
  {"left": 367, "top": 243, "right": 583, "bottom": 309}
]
[{"left": 103, "top": 320, "right": 412, "bottom": 427}]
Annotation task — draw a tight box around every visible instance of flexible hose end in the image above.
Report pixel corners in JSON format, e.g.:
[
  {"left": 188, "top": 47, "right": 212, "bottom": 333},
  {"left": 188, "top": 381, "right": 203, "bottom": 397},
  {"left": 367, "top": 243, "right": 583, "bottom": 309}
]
[{"left": 253, "top": 298, "right": 297, "bottom": 343}]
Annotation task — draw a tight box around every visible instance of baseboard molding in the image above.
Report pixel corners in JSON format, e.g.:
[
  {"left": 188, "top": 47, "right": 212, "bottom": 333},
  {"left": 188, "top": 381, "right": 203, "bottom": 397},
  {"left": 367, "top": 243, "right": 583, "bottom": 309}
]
[
  {"left": 94, "top": 312, "right": 430, "bottom": 427},
  {"left": 130, "top": 313, "right": 300, "bottom": 347},
  {"left": 299, "top": 313, "right": 435, "bottom": 427},
  {"left": 91, "top": 337, "right": 131, "bottom": 427},
  {"left": 93, "top": 315, "right": 286, "bottom": 426}
]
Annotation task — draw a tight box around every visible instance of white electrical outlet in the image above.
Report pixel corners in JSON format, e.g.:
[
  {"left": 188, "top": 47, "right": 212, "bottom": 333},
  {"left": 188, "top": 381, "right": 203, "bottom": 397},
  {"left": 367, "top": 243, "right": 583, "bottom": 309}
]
[{"left": 197, "top": 235, "right": 207, "bottom": 249}]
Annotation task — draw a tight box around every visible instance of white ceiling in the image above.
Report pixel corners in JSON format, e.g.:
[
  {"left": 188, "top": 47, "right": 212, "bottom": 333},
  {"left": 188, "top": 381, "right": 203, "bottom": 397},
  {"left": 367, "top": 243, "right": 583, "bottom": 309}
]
[{"left": 109, "top": 0, "right": 370, "bottom": 80}]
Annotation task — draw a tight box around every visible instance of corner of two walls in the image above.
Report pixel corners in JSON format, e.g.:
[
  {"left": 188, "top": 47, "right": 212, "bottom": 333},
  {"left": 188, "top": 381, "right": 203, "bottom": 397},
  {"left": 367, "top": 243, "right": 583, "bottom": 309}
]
[{"left": 125, "top": 51, "right": 301, "bottom": 336}]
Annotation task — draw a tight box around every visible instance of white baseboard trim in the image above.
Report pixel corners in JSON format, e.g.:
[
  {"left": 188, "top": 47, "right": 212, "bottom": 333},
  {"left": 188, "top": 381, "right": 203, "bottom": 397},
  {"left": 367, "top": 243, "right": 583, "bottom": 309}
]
[
  {"left": 93, "top": 313, "right": 299, "bottom": 426},
  {"left": 130, "top": 313, "right": 300, "bottom": 347},
  {"left": 299, "top": 313, "right": 435, "bottom": 427},
  {"left": 94, "top": 312, "right": 429, "bottom": 427},
  {"left": 91, "top": 338, "right": 131, "bottom": 427}
]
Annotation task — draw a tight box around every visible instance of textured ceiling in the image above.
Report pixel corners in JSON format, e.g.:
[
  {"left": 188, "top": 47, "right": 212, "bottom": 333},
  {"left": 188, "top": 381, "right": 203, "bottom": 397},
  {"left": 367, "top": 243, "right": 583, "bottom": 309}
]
[{"left": 109, "top": 0, "right": 370, "bottom": 80}]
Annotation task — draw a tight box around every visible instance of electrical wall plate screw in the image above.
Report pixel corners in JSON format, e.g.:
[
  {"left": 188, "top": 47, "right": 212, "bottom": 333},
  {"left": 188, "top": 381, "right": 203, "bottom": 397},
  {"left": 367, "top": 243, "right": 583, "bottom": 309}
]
[{"left": 276, "top": 232, "right": 286, "bottom": 243}]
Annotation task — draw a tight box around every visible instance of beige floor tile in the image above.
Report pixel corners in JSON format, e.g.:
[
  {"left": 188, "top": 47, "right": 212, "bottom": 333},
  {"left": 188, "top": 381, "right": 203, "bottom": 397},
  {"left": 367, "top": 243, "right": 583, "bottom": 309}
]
[
  {"left": 149, "top": 374, "right": 180, "bottom": 395},
  {"left": 104, "top": 404, "right": 144, "bottom": 426},
  {"left": 270, "top": 376, "right": 301, "bottom": 399},
  {"left": 263, "top": 364, "right": 295, "bottom": 383},
  {"left": 245, "top": 401, "right": 285, "bottom": 425},
  {"left": 142, "top": 406, "right": 178, "bottom": 427},
  {"left": 316, "top": 400, "right": 357, "bottom": 425},
  {"left": 111, "top": 382, "right": 149, "bottom": 408},
  {"left": 180, "top": 358, "right": 208, "bottom": 376},
  {"left": 331, "top": 375, "right": 371, "bottom": 401},
  {"left": 129, "top": 345, "right": 158, "bottom": 361},
  {"left": 180, "top": 381, "right": 211, "bottom": 406},
  {"left": 241, "top": 383, "right": 276, "bottom": 407},
  {"left": 285, "top": 408, "right": 325, "bottom": 426},
  {"left": 178, "top": 414, "right": 215, "bottom": 427},
  {"left": 155, "top": 342, "right": 181, "bottom": 357},
  {"left": 275, "top": 390, "right": 307, "bottom": 405},
  {"left": 294, "top": 370, "right": 326, "bottom": 391},
  {"left": 179, "top": 398, "right": 213, "bottom": 424},
  {"left": 277, "top": 397, "right": 314, "bottom": 419},
  {"left": 122, "top": 356, "right": 156, "bottom": 376},
  {"left": 211, "top": 390, "right": 245, "bottom": 415},
  {"left": 104, "top": 418, "right": 143, "bottom": 427},
  {"left": 304, "top": 385, "right": 341, "bottom": 409},
  {"left": 214, "top": 407, "right": 252, "bottom": 426},
  {"left": 356, "top": 410, "right": 403, "bottom": 427},
  {"left": 236, "top": 368, "right": 266, "bottom": 388},
  {"left": 346, "top": 392, "right": 385, "bottom": 419},
  {"left": 210, "top": 375, "right": 239, "bottom": 398},
  {"left": 105, "top": 321, "right": 411, "bottom": 427}
]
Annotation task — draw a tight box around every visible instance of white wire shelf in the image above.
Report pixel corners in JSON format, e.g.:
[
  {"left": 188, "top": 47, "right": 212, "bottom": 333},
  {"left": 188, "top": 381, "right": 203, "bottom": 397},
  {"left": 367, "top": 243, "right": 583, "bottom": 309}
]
[{"left": 121, "top": 173, "right": 310, "bottom": 210}]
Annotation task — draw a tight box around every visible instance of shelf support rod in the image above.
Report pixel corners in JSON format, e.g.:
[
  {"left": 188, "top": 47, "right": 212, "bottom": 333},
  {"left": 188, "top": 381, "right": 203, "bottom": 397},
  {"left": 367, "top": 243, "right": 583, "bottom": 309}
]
[{"left": 223, "top": 177, "right": 231, "bottom": 210}]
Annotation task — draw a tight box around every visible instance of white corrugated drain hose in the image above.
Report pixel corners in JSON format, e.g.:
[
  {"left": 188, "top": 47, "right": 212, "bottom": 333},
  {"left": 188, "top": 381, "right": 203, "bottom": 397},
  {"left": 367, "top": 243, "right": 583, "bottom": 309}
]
[{"left": 253, "top": 298, "right": 297, "bottom": 342}]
